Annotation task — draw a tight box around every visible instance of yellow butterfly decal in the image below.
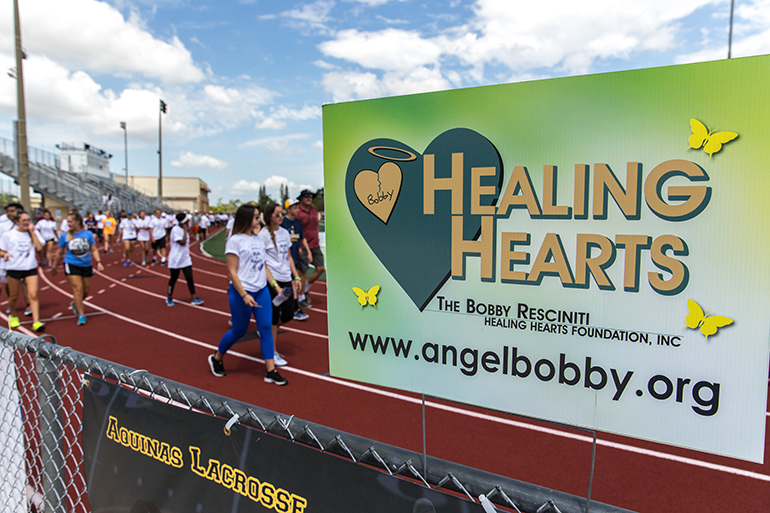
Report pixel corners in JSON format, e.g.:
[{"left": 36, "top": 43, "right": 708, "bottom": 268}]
[
  {"left": 687, "top": 118, "right": 737, "bottom": 158},
  {"left": 683, "top": 299, "right": 733, "bottom": 340},
  {"left": 352, "top": 286, "right": 380, "bottom": 308}
]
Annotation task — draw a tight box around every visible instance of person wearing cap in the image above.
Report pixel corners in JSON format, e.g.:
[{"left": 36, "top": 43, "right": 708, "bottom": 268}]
[
  {"left": 282, "top": 198, "right": 310, "bottom": 321},
  {"left": 296, "top": 189, "right": 324, "bottom": 309}
]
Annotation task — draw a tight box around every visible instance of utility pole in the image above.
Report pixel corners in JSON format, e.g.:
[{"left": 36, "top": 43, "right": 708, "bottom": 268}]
[
  {"left": 14, "top": 0, "right": 30, "bottom": 211},
  {"left": 158, "top": 100, "right": 167, "bottom": 201},
  {"left": 727, "top": 0, "right": 735, "bottom": 59},
  {"left": 120, "top": 121, "right": 128, "bottom": 182}
]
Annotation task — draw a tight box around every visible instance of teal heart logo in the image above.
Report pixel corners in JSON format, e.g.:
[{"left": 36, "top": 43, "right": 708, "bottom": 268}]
[{"left": 346, "top": 128, "right": 503, "bottom": 311}]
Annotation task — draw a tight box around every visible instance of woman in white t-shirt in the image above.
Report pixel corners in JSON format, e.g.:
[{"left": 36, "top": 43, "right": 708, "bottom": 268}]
[
  {"left": 34, "top": 208, "right": 58, "bottom": 268},
  {"left": 208, "top": 204, "right": 287, "bottom": 385},
  {"left": 258, "top": 203, "right": 302, "bottom": 367},
  {"left": 135, "top": 210, "right": 152, "bottom": 265},
  {"left": 0, "top": 211, "right": 44, "bottom": 332},
  {"left": 118, "top": 211, "right": 137, "bottom": 267},
  {"left": 166, "top": 213, "right": 204, "bottom": 307}
]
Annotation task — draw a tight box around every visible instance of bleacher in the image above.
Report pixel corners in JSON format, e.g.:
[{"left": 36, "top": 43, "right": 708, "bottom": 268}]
[{"left": 0, "top": 136, "right": 166, "bottom": 214}]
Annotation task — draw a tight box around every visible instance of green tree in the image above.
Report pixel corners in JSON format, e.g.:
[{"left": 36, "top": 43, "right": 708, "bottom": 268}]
[
  {"left": 210, "top": 197, "right": 241, "bottom": 214},
  {"left": 312, "top": 187, "right": 324, "bottom": 212},
  {"left": 258, "top": 185, "right": 273, "bottom": 213}
]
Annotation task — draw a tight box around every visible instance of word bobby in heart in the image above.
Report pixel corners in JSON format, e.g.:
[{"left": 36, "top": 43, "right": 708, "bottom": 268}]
[{"left": 353, "top": 130, "right": 712, "bottom": 297}]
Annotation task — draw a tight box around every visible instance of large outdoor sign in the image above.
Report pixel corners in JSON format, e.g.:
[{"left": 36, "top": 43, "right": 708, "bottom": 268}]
[
  {"left": 323, "top": 55, "right": 770, "bottom": 462},
  {"left": 83, "top": 378, "right": 471, "bottom": 512}
]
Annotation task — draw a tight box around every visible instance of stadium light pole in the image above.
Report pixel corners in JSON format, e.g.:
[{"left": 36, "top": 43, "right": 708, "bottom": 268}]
[
  {"left": 120, "top": 121, "right": 128, "bottom": 182},
  {"left": 13, "top": 0, "right": 30, "bottom": 212},
  {"left": 158, "top": 100, "right": 167, "bottom": 201}
]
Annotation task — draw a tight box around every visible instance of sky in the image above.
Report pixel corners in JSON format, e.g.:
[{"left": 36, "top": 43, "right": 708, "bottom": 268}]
[{"left": 0, "top": 0, "right": 769, "bottom": 205}]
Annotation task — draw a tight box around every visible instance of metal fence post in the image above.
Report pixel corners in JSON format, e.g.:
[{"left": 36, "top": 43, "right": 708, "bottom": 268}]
[{"left": 37, "top": 344, "right": 66, "bottom": 513}]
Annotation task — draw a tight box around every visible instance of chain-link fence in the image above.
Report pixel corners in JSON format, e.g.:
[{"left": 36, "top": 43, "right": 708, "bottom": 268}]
[{"left": 0, "top": 328, "right": 634, "bottom": 513}]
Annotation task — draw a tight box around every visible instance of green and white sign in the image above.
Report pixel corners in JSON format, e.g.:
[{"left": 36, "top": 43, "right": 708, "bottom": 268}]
[{"left": 323, "top": 55, "right": 770, "bottom": 463}]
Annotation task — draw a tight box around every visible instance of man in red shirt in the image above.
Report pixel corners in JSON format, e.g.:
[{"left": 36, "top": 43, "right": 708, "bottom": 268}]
[{"left": 296, "top": 190, "right": 324, "bottom": 308}]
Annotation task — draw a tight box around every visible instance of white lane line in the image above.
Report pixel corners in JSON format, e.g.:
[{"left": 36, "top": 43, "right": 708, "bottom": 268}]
[
  {"left": 109, "top": 284, "right": 116, "bottom": 288},
  {"left": 95, "top": 270, "right": 327, "bottom": 340},
  {"left": 36, "top": 268, "right": 770, "bottom": 483},
  {"left": 134, "top": 264, "right": 226, "bottom": 294},
  {"left": 98, "top": 289, "right": 105, "bottom": 294}
]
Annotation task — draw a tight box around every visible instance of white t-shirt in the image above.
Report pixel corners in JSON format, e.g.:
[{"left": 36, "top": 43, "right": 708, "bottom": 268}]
[
  {"left": 0, "top": 229, "right": 39, "bottom": 271},
  {"left": 168, "top": 225, "right": 191, "bottom": 269},
  {"left": 199, "top": 215, "right": 210, "bottom": 229},
  {"left": 135, "top": 217, "right": 151, "bottom": 241},
  {"left": 257, "top": 227, "right": 292, "bottom": 281},
  {"left": 149, "top": 216, "right": 167, "bottom": 239},
  {"left": 225, "top": 217, "right": 234, "bottom": 236},
  {"left": 119, "top": 218, "right": 137, "bottom": 239},
  {"left": 60, "top": 219, "right": 69, "bottom": 233},
  {"left": 225, "top": 233, "right": 267, "bottom": 292},
  {"left": 35, "top": 219, "right": 57, "bottom": 241},
  {"left": 96, "top": 213, "right": 106, "bottom": 229}
]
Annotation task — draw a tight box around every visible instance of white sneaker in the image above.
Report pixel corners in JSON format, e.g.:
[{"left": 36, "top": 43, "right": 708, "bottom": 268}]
[{"left": 273, "top": 352, "right": 288, "bottom": 367}]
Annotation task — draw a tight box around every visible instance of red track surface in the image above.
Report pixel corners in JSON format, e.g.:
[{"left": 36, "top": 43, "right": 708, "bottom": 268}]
[{"left": 6, "top": 230, "right": 770, "bottom": 512}]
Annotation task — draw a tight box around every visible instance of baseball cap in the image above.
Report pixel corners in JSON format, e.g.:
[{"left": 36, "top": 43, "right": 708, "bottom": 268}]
[
  {"left": 298, "top": 189, "right": 315, "bottom": 198},
  {"left": 285, "top": 198, "right": 300, "bottom": 209},
  {"left": 127, "top": 210, "right": 133, "bottom": 215}
]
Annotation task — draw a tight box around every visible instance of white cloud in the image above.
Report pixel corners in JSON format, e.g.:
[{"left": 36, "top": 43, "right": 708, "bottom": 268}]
[
  {"left": 0, "top": 0, "right": 204, "bottom": 84},
  {"left": 261, "top": 175, "right": 315, "bottom": 200},
  {"left": 277, "top": 0, "right": 336, "bottom": 35},
  {"left": 319, "top": 29, "right": 443, "bottom": 72},
  {"left": 230, "top": 179, "right": 261, "bottom": 194},
  {"left": 317, "top": 0, "right": 751, "bottom": 101},
  {"left": 171, "top": 151, "right": 228, "bottom": 170},
  {"left": 255, "top": 105, "right": 322, "bottom": 129},
  {"left": 240, "top": 133, "right": 311, "bottom": 152}
]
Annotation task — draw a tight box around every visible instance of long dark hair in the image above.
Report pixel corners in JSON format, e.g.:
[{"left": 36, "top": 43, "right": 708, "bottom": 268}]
[
  {"left": 231, "top": 204, "right": 258, "bottom": 236},
  {"left": 263, "top": 203, "right": 280, "bottom": 248}
]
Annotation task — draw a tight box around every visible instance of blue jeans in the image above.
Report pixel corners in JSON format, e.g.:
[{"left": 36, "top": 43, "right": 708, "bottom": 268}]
[{"left": 218, "top": 284, "right": 274, "bottom": 360}]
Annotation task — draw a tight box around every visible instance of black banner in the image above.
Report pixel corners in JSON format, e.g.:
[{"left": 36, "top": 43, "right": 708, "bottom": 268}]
[{"left": 83, "top": 378, "right": 474, "bottom": 513}]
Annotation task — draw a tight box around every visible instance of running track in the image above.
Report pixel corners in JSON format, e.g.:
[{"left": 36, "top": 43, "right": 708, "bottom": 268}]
[{"left": 6, "top": 231, "right": 769, "bottom": 512}]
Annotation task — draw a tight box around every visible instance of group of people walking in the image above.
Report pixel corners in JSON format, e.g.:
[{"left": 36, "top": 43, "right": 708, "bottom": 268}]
[
  {"left": 209, "top": 190, "right": 325, "bottom": 387},
  {"left": 0, "top": 189, "right": 325, "bottom": 388}
]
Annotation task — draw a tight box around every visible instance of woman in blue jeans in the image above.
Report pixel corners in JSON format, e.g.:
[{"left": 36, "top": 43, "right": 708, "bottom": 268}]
[{"left": 208, "top": 204, "right": 287, "bottom": 385}]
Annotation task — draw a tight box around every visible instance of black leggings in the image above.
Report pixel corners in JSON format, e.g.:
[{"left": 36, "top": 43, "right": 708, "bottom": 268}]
[{"left": 168, "top": 266, "right": 195, "bottom": 297}]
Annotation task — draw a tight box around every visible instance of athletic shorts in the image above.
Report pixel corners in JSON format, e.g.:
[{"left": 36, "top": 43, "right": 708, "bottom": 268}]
[
  {"left": 6, "top": 268, "right": 38, "bottom": 280},
  {"left": 297, "top": 246, "right": 325, "bottom": 273},
  {"left": 123, "top": 238, "right": 136, "bottom": 242},
  {"left": 191, "top": 226, "right": 200, "bottom": 234},
  {"left": 152, "top": 236, "right": 167, "bottom": 250},
  {"left": 64, "top": 263, "right": 94, "bottom": 277}
]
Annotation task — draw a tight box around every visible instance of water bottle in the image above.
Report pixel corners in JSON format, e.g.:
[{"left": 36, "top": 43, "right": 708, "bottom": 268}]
[{"left": 272, "top": 287, "right": 293, "bottom": 307}]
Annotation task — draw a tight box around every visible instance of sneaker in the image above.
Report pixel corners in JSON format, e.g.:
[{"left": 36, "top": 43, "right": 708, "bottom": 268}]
[
  {"left": 293, "top": 310, "right": 309, "bottom": 321},
  {"left": 161, "top": 260, "right": 167, "bottom": 266},
  {"left": 264, "top": 369, "right": 287, "bottom": 386},
  {"left": 24, "top": 306, "right": 32, "bottom": 317},
  {"left": 166, "top": 297, "right": 174, "bottom": 307},
  {"left": 128, "top": 261, "right": 133, "bottom": 267},
  {"left": 151, "top": 258, "right": 156, "bottom": 264},
  {"left": 122, "top": 261, "right": 128, "bottom": 267},
  {"left": 8, "top": 316, "right": 20, "bottom": 328},
  {"left": 298, "top": 299, "right": 312, "bottom": 309},
  {"left": 32, "top": 321, "right": 45, "bottom": 332},
  {"left": 274, "top": 352, "right": 288, "bottom": 367},
  {"left": 142, "top": 259, "right": 147, "bottom": 266},
  {"left": 77, "top": 314, "right": 87, "bottom": 326},
  {"left": 208, "top": 354, "right": 226, "bottom": 377},
  {"left": 190, "top": 298, "right": 205, "bottom": 306}
]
